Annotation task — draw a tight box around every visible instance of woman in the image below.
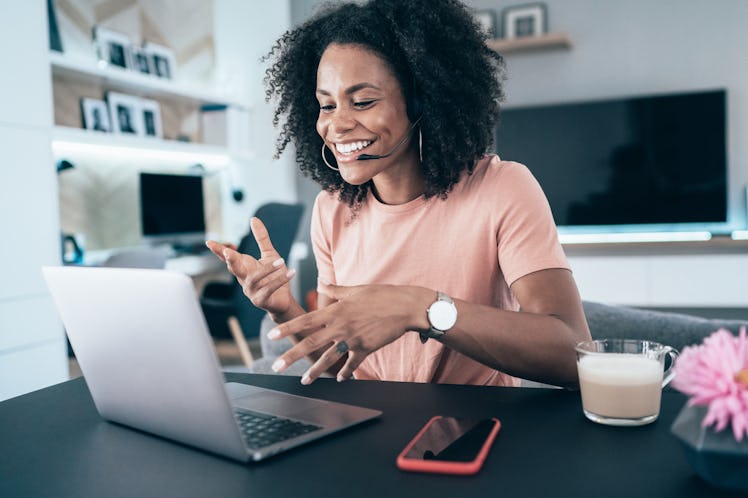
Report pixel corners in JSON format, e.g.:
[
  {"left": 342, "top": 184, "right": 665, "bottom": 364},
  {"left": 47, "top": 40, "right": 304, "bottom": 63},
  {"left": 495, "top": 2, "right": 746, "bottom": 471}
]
[{"left": 207, "top": 0, "right": 591, "bottom": 388}]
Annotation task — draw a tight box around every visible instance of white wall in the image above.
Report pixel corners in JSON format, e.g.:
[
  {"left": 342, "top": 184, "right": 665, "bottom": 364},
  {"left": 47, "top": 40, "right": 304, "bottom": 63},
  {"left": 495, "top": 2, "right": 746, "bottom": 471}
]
[
  {"left": 214, "top": 0, "right": 297, "bottom": 241},
  {"left": 472, "top": 0, "right": 748, "bottom": 229},
  {"left": 0, "top": 0, "right": 68, "bottom": 401},
  {"left": 469, "top": 0, "right": 748, "bottom": 308}
]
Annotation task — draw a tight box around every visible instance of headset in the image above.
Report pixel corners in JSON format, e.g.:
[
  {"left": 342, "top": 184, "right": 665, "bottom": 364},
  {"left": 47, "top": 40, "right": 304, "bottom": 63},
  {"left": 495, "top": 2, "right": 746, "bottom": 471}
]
[{"left": 357, "top": 84, "right": 422, "bottom": 161}]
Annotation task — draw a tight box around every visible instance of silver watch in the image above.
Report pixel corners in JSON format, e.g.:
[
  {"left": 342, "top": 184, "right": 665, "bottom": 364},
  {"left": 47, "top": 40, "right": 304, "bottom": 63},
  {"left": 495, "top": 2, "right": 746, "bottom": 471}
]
[{"left": 420, "top": 291, "right": 457, "bottom": 344}]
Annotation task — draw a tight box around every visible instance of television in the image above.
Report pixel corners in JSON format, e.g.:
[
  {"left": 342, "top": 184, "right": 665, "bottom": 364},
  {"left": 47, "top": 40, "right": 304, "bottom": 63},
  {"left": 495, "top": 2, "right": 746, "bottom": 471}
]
[
  {"left": 496, "top": 89, "right": 727, "bottom": 237},
  {"left": 139, "top": 172, "right": 206, "bottom": 248}
]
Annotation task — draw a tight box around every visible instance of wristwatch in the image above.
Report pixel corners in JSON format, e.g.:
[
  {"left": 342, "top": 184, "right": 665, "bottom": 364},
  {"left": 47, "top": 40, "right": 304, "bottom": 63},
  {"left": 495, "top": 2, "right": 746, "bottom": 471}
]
[{"left": 420, "top": 291, "right": 458, "bottom": 344}]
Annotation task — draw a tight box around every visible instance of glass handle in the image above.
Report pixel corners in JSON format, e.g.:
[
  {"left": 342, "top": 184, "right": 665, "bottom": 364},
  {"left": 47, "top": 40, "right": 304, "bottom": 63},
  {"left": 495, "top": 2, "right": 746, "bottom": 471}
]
[{"left": 661, "top": 347, "right": 679, "bottom": 387}]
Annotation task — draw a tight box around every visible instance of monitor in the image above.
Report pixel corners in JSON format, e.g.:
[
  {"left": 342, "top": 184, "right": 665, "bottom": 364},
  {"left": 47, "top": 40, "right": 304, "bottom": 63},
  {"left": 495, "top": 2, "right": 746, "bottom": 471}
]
[
  {"left": 496, "top": 89, "right": 727, "bottom": 234},
  {"left": 139, "top": 172, "right": 206, "bottom": 247}
]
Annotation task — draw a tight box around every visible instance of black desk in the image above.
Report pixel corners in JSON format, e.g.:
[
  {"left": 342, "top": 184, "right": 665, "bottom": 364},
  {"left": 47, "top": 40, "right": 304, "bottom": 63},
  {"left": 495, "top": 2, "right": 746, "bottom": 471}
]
[{"left": 0, "top": 374, "right": 741, "bottom": 498}]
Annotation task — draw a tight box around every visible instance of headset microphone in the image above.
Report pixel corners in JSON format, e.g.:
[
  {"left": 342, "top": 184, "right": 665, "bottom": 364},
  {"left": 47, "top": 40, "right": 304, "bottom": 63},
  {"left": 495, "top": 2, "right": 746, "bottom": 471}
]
[{"left": 356, "top": 117, "right": 421, "bottom": 161}]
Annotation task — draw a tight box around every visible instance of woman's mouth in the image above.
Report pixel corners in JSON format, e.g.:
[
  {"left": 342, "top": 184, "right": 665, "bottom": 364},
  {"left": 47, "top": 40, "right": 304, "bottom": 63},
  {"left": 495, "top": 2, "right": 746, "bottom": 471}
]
[{"left": 334, "top": 140, "right": 374, "bottom": 161}]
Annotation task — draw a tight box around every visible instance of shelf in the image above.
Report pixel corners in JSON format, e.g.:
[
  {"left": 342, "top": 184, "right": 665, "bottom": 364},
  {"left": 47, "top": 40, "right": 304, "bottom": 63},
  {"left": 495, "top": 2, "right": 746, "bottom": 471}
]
[
  {"left": 51, "top": 126, "right": 243, "bottom": 168},
  {"left": 50, "top": 51, "right": 243, "bottom": 108},
  {"left": 487, "top": 32, "right": 572, "bottom": 54}
]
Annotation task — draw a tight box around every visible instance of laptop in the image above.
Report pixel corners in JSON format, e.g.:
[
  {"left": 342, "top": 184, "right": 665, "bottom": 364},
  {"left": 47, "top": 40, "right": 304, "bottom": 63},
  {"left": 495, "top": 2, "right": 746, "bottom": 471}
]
[{"left": 42, "top": 266, "right": 381, "bottom": 462}]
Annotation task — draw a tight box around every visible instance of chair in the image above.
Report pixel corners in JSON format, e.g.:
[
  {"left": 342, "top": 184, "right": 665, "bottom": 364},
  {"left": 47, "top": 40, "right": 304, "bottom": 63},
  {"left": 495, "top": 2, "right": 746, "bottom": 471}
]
[{"left": 201, "top": 202, "right": 304, "bottom": 368}]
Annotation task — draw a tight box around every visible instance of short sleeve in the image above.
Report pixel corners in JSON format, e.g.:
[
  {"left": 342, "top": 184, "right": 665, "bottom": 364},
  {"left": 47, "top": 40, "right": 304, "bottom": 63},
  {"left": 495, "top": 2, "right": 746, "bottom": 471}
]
[
  {"left": 310, "top": 192, "right": 336, "bottom": 291},
  {"left": 495, "top": 161, "right": 570, "bottom": 286}
]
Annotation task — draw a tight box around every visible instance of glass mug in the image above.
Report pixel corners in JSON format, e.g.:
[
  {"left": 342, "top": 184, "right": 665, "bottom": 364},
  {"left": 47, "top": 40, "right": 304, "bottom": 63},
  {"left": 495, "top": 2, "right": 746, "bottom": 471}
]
[{"left": 575, "top": 339, "right": 679, "bottom": 426}]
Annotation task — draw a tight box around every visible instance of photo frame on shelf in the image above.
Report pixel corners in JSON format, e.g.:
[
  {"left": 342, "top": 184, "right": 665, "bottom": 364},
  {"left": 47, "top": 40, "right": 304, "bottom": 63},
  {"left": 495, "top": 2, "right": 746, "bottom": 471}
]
[
  {"left": 93, "top": 26, "right": 132, "bottom": 69},
  {"left": 474, "top": 10, "right": 498, "bottom": 39},
  {"left": 47, "top": 0, "right": 63, "bottom": 52},
  {"left": 502, "top": 3, "right": 548, "bottom": 39},
  {"left": 107, "top": 92, "right": 143, "bottom": 135},
  {"left": 129, "top": 45, "right": 152, "bottom": 75},
  {"left": 80, "top": 98, "right": 112, "bottom": 133},
  {"left": 140, "top": 98, "right": 163, "bottom": 139},
  {"left": 144, "top": 42, "right": 177, "bottom": 79}
]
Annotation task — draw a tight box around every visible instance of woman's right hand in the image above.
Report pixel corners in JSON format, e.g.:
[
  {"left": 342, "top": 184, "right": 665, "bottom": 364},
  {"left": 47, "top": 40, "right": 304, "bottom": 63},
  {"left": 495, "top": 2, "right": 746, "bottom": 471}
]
[{"left": 206, "top": 217, "right": 296, "bottom": 318}]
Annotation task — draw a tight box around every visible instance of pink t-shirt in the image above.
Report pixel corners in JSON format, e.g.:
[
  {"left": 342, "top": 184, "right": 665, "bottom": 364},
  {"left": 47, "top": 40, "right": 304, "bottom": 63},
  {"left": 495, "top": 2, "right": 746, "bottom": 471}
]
[{"left": 311, "top": 155, "right": 570, "bottom": 386}]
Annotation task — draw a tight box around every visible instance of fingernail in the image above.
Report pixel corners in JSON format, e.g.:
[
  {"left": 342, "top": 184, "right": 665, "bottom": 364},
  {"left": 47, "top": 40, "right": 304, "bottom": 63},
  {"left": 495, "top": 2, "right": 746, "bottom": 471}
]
[
  {"left": 271, "top": 358, "right": 286, "bottom": 372},
  {"left": 318, "top": 277, "right": 330, "bottom": 285},
  {"left": 337, "top": 375, "right": 346, "bottom": 383},
  {"left": 286, "top": 268, "right": 296, "bottom": 278},
  {"left": 267, "top": 328, "right": 280, "bottom": 340},
  {"left": 301, "top": 373, "right": 311, "bottom": 385},
  {"left": 272, "top": 257, "right": 284, "bottom": 267}
]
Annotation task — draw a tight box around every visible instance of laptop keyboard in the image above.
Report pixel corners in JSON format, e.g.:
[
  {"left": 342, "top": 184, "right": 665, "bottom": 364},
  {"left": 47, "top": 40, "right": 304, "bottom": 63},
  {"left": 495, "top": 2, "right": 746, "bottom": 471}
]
[{"left": 234, "top": 409, "right": 322, "bottom": 449}]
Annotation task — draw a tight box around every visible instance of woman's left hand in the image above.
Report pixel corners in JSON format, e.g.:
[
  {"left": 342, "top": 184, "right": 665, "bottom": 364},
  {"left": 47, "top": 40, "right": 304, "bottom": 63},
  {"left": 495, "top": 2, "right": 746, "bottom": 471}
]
[{"left": 267, "top": 283, "right": 430, "bottom": 384}]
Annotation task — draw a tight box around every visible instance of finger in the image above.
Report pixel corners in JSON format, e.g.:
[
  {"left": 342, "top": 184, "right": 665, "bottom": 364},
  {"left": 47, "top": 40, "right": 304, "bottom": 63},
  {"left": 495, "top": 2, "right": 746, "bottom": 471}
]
[
  {"left": 205, "top": 240, "right": 229, "bottom": 262},
  {"left": 267, "top": 309, "right": 327, "bottom": 341},
  {"left": 300, "top": 341, "right": 348, "bottom": 385},
  {"left": 335, "top": 351, "right": 366, "bottom": 382},
  {"left": 247, "top": 267, "right": 296, "bottom": 303},
  {"left": 244, "top": 257, "right": 287, "bottom": 291},
  {"left": 224, "top": 247, "right": 256, "bottom": 280},
  {"left": 271, "top": 334, "right": 333, "bottom": 374},
  {"left": 250, "top": 217, "right": 278, "bottom": 259}
]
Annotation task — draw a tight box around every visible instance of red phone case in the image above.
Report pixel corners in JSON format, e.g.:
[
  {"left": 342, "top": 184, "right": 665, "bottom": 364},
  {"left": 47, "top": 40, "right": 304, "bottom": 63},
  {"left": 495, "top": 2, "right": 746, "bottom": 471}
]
[{"left": 396, "top": 416, "right": 501, "bottom": 475}]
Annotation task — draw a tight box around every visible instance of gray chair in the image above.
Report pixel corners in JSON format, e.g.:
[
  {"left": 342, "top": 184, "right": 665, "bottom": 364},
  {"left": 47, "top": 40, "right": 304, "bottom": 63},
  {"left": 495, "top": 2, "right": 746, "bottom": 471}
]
[
  {"left": 202, "top": 202, "right": 304, "bottom": 370},
  {"left": 583, "top": 301, "right": 748, "bottom": 352}
]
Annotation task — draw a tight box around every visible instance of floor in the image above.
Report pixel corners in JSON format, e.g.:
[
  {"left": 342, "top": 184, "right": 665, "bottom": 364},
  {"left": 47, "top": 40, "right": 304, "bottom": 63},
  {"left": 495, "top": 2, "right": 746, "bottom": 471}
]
[{"left": 67, "top": 338, "right": 263, "bottom": 379}]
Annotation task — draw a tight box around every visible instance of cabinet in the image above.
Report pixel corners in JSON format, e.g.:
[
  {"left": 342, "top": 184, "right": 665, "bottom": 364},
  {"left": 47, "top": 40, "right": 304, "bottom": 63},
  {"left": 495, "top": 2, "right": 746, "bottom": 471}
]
[{"left": 565, "top": 238, "right": 748, "bottom": 308}]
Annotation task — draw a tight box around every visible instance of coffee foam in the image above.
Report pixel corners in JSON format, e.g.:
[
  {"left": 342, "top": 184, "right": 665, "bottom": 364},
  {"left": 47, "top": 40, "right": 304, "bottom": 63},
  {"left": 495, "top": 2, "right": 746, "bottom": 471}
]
[{"left": 578, "top": 354, "right": 662, "bottom": 385}]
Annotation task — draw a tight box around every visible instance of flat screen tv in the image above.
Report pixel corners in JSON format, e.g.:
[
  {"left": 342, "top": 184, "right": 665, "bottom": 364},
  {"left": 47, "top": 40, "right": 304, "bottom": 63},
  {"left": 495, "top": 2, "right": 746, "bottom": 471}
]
[
  {"left": 139, "top": 172, "right": 206, "bottom": 247},
  {"left": 495, "top": 89, "right": 727, "bottom": 235}
]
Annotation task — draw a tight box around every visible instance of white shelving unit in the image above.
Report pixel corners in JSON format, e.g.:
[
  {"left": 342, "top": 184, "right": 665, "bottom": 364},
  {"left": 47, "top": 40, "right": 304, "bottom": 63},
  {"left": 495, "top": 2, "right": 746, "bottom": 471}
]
[
  {"left": 50, "top": 51, "right": 241, "bottom": 107},
  {"left": 487, "top": 32, "right": 573, "bottom": 54},
  {"left": 51, "top": 126, "right": 247, "bottom": 168}
]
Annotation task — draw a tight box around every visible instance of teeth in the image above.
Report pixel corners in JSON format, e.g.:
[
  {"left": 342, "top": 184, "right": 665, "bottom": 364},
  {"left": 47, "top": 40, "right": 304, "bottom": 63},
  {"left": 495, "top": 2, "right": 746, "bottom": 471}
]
[{"left": 335, "top": 140, "right": 372, "bottom": 154}]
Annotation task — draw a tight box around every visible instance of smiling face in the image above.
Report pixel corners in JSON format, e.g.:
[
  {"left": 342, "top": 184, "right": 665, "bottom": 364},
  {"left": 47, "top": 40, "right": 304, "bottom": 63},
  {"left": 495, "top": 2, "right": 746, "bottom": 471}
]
[{"left": 316, "top": 43, "right": 422, "bottom": 203}]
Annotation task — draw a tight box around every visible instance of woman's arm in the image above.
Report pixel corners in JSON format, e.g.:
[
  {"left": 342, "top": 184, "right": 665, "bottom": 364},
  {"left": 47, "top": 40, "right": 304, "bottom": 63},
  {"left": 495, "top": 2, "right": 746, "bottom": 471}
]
[{"left": 267, "top": 268, "right": 591, "bottom": 388}]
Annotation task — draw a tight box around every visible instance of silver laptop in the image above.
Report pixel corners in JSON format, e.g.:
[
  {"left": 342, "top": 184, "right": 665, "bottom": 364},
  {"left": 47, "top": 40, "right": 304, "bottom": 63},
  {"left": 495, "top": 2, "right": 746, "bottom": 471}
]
[{"left": 42, "top": 266, "right": 381, "bottom": 462}]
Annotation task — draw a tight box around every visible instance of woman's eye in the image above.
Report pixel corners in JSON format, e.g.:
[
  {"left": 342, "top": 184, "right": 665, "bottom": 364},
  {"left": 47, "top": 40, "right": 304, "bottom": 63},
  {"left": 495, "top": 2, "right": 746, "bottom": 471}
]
[
  {"left": 354, "top": 100, "right": 375, "bottom": 108},
  {"left": 319, "top": 104, "right": 335, "bottom": 112}
]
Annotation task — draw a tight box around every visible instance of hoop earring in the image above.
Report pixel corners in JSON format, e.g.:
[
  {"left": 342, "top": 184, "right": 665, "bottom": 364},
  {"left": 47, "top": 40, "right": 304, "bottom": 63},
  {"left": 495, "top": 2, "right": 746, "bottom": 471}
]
[
  {"left": 418, "top": 128, "right": 423, "bottom": 164},
  {"left": 321, "top": 143, "right": 339, "bottom": 172}
]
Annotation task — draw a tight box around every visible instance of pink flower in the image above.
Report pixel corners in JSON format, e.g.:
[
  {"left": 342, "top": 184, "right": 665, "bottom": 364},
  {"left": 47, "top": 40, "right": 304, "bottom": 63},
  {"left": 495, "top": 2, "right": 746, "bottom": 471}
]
[{"left": 672, "top": 327, "right": 748, "bottom": 441}]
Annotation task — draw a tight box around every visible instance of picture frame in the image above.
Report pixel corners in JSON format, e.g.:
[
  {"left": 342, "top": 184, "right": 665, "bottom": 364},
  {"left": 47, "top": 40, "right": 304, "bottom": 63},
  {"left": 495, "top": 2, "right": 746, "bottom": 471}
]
[
  {"left": 80, "top": 98, "right": 112, "bottom": 133},
  {"left": 501, "top": 3, "right": 548, "bottom": 39},
  {"left": 474, "top": 10, "right": 498, "bottom": 39},
  {"left": 93, "top": 26, "right": 132, "bottom": 69},
  {"left": 129, "top": 45, "right": 153, "bottom": 75},
  {"left": 139, "top": 98, "right": 163, "bottom": 139},
  {"left": 106, "top": 92, "right": 143, "bottom": 135},
  {"left": 143, "top": 42, "right": 177, "bottom": 79}
]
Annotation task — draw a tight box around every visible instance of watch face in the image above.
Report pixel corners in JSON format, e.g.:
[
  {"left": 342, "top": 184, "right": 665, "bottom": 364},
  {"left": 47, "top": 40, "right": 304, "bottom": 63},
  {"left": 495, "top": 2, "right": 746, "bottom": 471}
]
[{"left": 429, "top": 300, "right": 457, "bottom": 331}]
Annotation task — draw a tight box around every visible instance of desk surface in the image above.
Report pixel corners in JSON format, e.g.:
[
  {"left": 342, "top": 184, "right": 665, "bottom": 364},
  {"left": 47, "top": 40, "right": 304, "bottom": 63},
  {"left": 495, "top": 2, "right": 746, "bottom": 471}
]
[{"left": 0, "top": 374, "right": 742, "bottom": 498}]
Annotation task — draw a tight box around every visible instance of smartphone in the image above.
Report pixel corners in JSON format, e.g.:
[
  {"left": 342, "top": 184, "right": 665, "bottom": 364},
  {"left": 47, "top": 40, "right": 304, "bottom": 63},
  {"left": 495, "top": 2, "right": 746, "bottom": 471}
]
[{"left": 396, "top": 416, "right": 501, "bottom": 475}]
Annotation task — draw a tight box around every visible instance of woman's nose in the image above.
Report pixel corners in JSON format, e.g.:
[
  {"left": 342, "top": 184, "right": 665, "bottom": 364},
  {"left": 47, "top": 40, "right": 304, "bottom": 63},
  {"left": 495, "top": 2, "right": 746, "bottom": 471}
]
[{"left": 328, "top": 108, "right": 356, "bottom": 135}]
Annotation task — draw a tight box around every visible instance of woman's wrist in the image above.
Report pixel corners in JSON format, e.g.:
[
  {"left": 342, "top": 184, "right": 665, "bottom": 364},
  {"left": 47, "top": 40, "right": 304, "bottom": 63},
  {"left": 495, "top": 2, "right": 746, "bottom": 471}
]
[
  {"left": 406, "top": 286, "right": 437, "bottom": 334},
  {"left": 268, "top": 300, "right": 305, "bottom": 325}
]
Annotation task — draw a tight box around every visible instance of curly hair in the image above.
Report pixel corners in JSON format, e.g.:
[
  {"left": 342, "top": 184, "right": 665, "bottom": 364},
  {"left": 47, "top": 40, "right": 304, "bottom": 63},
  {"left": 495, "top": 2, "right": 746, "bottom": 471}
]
[{"left": 263, "top": 0, "right": 506, "bottom": 207}]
